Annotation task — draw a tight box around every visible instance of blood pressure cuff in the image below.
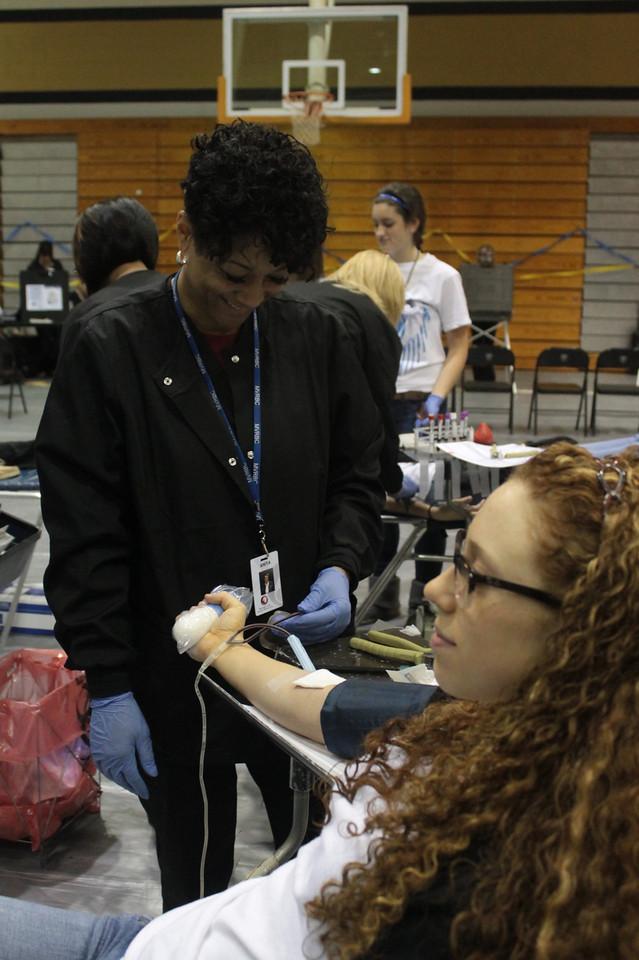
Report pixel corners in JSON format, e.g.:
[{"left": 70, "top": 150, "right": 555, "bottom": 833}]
[{"left": 320, "top": 677, "right": 441, "bottom": 758}]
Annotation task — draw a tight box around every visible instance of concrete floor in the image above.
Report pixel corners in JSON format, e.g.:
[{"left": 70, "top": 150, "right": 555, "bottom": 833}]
[{"left": 0, "top": 374, "right": 635, "bottom": 919}]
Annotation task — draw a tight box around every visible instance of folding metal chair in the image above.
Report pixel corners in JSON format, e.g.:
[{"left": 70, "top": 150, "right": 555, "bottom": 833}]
[
  {"left": 460, "top": 345, "right": 516, "bottom": 433},
  {"left": 527, "top": 347, "right": 589, "bottom": 435},
  {"left": 0, "top": 333, "right": 28, "bottom": 419},
  {"left": 589, "top": 348, "right": 639, "bottom": 435}
]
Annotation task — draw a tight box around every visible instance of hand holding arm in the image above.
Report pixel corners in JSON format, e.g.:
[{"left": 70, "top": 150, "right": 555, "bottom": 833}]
[{"left": 279, "top": 566, "right": 351, "bottom": 645}]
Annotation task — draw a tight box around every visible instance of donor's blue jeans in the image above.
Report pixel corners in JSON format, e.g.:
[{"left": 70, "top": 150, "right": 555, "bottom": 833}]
[{"left": 0, "top": 896, "right": 149, "bottom": 960}]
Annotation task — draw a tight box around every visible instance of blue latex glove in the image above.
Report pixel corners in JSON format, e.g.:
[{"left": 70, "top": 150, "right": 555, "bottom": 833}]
[
  {"left": 89, "top": 691, "right": 158, "bottom": 799},
  {"left": 424, "top": 393, "right": 444, "bottom": 417},
  {"left": 392, "top": 473, "right": 419, "bottom": 500},
  {"left": 278, "top": 567, "right": 351, "bottom": 645}
]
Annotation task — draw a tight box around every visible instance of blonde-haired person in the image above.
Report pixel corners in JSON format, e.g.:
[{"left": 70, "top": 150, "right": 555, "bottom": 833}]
[
  {"left": 326, "top": 249, "right": 405, "bottom": 327},
  {"left": 283, "top": 250, "right": 473, "bottom": 623},
  {"left": 281, "top": 251, "right": 410, "bottom": 499},
  {"left": 7, "top": 442, "right": 639, "bottom": 959}
]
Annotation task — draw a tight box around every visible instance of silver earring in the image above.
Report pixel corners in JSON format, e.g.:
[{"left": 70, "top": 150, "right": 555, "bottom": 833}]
[{"left": 176, "top": 250, "right": 188, "bottom": 265}]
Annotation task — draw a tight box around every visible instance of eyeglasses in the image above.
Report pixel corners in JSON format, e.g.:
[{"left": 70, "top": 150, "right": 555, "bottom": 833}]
[{"left": 453, "top": 528, "right": 561, "bottom": 609}]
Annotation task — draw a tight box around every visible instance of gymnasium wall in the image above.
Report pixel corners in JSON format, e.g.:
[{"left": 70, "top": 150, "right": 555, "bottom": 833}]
[
  {"left": 0, "top": 8, "right": 637, "bottom": 96},
  {"left": 0, "top": 4, "right": 637, "bottom": 369},
  {"left": 3, "top": 114, "right": 638, "bottom": 368}
]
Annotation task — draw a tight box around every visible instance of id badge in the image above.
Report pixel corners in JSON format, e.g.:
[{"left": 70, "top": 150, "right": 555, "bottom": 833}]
[{"left": 250, "top": 550, "right": 283, "bottom": 615}]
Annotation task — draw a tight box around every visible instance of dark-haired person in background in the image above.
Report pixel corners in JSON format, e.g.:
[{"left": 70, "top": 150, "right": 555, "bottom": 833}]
[
  {"left": 27, "top": 239, "right": 63, "bottom": 276},
  {"left": 18, "top": 240, "right": 67, "bottom": 374},
  {"left": 61, "top": 196, "right": 164, "bottom": 344},
  {"left": 35, "top": 122, "right": 384, "bottom": 911},
  {"left": 73, "top": 195, "right": 162, "bottom": 296}
]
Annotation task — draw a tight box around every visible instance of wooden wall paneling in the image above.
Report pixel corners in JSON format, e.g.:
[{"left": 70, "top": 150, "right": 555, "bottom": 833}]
[
  {"left": 328, "top": 179, "right": 588, "bottom": 200},
  {"left": 318, "top": 119, "right": 589, "bottom": 369},
  {"left": 5, "top": 116, "right": 639, "bottom": 372}
]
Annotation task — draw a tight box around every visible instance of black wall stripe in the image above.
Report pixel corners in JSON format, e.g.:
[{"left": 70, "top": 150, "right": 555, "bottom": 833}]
[
  {"left": 1, "top": 86, "right": 637, "bottom": 106},
  {"left": 0, "top": 1, "right": 636, "bottom": 23}
]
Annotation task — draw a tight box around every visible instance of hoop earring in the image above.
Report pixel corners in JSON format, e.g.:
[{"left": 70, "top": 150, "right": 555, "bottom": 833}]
[{"left": 176, "top": 250, "right": 188, "bottom": 266}]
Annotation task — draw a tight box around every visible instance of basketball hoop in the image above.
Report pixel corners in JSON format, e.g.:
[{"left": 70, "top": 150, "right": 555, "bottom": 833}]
[{"left": 282, "top": 88, "right": 334, "bottom": 147}]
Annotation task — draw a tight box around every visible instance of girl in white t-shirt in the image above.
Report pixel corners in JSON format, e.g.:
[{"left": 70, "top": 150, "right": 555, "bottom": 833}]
[
  {"left": 367, "top": 183, "right": 472, "bottom": 624},
  {"left": 372, "top": 181, "right": 471, "bottom": 428}
]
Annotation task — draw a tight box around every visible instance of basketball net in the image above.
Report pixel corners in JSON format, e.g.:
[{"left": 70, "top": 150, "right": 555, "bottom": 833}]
[{"left": 283, "top": 87, "right": 334, "bottom": 147}]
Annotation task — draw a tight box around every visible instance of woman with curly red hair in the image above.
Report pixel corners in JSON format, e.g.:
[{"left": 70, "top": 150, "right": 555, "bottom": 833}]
[{"left": 3, "top": 442, "right": 639, "bottom": 958}]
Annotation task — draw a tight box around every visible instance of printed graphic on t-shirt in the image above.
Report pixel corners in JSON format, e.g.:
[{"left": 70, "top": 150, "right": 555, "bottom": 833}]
[{"left": 397, "top": 302, "right": 431, "bottom": 376}]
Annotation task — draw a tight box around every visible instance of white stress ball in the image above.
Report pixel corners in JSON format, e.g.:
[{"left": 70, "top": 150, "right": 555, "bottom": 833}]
[{"left": 173, "top": 603, "right": 223, "bottom": 654}]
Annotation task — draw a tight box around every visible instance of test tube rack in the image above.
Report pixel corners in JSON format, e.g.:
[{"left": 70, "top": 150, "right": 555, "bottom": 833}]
[{"left": 413, "top": 411, "right": 473, "bottom": 454}]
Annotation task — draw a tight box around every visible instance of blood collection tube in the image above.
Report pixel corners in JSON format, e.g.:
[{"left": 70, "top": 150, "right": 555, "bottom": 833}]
[{"left": 428, "top": 414, "right": 435, "bottom": 447}]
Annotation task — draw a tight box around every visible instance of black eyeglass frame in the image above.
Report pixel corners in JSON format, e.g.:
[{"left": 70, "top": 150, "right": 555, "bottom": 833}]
[{"left": 453, "top": 529, "right": 561, "bottom": 609}]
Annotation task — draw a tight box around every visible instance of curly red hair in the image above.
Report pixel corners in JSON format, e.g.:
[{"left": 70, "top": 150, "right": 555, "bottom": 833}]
[{"left": 307, "top": 443, "right": 639, "bottom": 958}]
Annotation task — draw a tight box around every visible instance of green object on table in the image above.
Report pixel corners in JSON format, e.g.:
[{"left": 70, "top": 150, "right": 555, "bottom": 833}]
[
  {"left": 366, "top": 629, "right": 428, "bottom": 654},
  {"left": 349, "top": 636, "right": 429, "bottom": 664}
]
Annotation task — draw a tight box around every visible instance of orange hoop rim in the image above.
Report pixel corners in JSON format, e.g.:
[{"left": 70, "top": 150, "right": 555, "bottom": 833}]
[{"left": 282, "top": 89, "right": 335, "bottom": 115}]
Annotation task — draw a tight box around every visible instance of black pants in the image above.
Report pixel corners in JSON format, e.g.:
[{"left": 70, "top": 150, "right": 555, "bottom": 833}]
[{"left": 141, "top": 735, "right": 293, "bottom": 911}]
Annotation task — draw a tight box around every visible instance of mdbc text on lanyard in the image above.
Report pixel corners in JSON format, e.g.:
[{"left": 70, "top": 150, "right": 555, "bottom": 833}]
[{"left": 170, "top": 272, "right": 283, "bottom": 614}]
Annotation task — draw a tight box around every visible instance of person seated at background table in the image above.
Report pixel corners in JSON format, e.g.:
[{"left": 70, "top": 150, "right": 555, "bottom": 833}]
[
  {"left": 4, "top": 441, "right": 638, "bottom": 959},
  {"left": 17, "top": 240, "right": 68, "bottom": 374},
  {"left": 27, "top": 239, "right": 63, "bottom": 276}
]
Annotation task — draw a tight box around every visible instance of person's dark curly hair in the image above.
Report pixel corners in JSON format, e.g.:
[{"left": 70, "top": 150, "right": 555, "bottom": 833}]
[
  {"left": 74, "top": 196, "right": 158, "bottom": 295},
  {"left": 181, "top": 121, "right": 328, "bottom": 274}
]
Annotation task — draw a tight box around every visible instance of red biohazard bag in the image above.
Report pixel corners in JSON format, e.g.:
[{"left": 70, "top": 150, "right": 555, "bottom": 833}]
[{"left": 0, "top": 648, "right": 100, "bottom": 850}]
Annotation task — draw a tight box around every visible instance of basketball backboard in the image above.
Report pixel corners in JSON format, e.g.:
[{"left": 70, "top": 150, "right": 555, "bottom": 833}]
[{"left": 219, "top": 5, "right": 409, "bottom": 124}]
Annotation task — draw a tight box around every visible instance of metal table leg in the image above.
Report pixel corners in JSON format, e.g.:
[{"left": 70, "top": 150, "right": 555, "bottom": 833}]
[
  {"left": 355, "top": 518, "right": 429, "bottom": 627},
  {"left": 248, "top": 758, "right": 314, "bottom": 877}
]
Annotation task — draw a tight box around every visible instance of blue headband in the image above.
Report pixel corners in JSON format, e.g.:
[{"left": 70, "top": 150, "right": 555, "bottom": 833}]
[{"left": 375, "top": 192, "right": 411, "bottom": 216}]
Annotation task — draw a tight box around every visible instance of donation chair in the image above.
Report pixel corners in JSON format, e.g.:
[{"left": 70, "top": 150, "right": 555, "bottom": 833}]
[
  {"left": 527, "top": 347, "right": 589, "bottom": 436},
  {"left": 589, "top": 348, "right": 639, "bottom": 435},
  {"left": 460, "top": 345, "right": 516, "bottom": 433}
]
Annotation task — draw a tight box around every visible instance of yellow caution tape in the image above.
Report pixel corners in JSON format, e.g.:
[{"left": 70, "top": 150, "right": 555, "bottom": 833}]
[{"left": 518, "top": 264, "right": 635, "bottom": 281}]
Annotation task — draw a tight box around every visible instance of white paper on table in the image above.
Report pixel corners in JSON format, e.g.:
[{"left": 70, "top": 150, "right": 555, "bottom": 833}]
[
  {"left": 386, "top": 663, "right": 437, "bottom": 685},
  {"left": 398, "top": 432, "right": 417, "bottom": 450},
  {"left": 436, "top": 441, "right": 542, "bottom": 469},
  {"left": 398, "top": 460, "right": 436, "bottom": 497}
]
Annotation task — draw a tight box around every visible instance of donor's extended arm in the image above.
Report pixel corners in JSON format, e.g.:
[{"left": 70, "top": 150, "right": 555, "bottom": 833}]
[
  {"left": 187, "top": 591, "right": 440, "bottom": 757},
  {"left": 188, "top": 591, "right": 337, "bottom": 744}
]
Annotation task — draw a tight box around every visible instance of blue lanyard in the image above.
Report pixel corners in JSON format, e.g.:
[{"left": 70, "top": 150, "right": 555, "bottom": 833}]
[{"left": 170, "top": 272, "right": 267, "bottom": 552}]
